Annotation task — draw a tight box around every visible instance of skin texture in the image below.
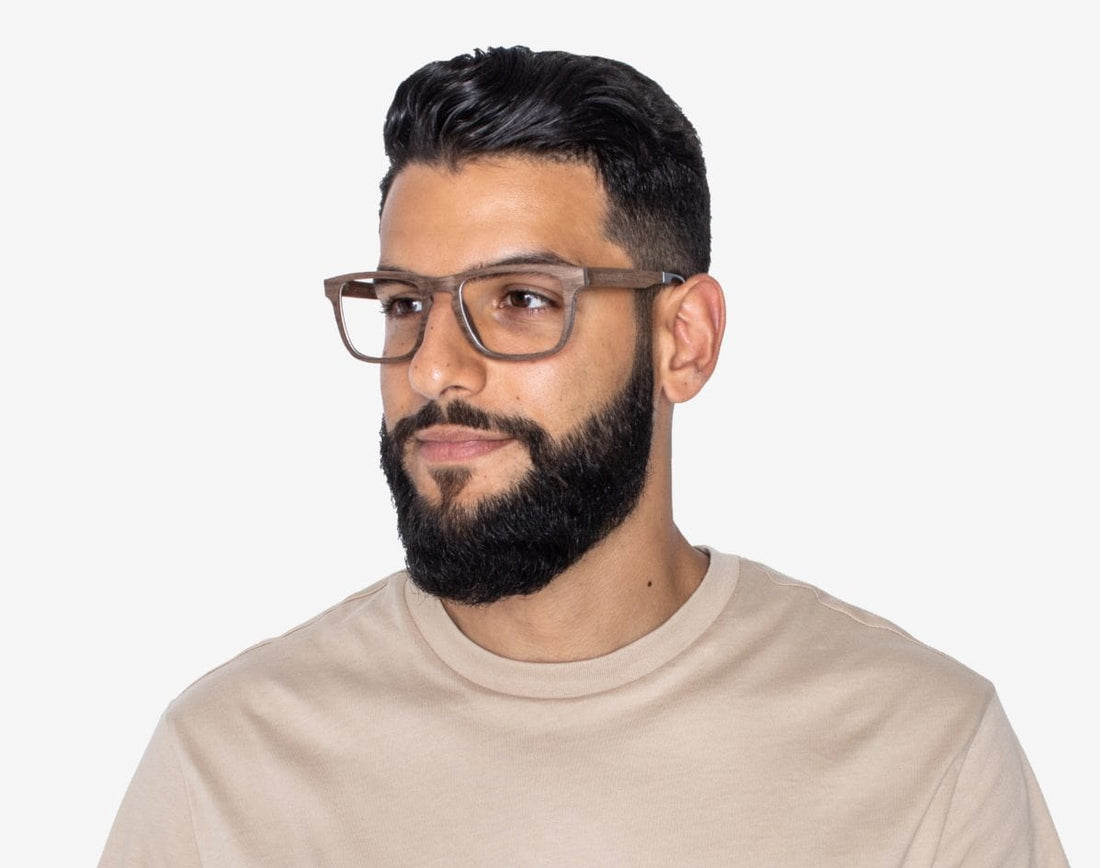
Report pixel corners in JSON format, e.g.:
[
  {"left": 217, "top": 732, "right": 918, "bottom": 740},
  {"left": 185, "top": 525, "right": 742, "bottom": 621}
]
[{"left": 379, "top": 155, "right": 726, "bottom": 662}]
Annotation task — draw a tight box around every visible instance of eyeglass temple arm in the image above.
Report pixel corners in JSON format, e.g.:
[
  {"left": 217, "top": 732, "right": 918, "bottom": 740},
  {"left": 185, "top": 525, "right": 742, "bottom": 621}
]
[{"left": 583, "top": 269, "right": 684, "bottom": 288}]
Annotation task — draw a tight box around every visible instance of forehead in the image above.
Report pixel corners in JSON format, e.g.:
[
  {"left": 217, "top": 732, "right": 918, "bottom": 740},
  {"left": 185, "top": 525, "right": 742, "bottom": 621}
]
[{"left": 379, "top": 156, "right": 633, "bottom": 275}]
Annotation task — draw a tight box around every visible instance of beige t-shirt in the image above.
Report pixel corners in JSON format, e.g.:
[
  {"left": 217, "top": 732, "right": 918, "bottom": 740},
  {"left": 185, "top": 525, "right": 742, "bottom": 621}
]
[{"left": 100, "top": 552, "right": 1068, "bottom": 866}]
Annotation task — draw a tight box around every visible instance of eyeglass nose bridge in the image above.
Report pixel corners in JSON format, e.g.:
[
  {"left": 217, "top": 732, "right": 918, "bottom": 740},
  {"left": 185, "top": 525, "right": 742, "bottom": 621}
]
[{"left": 407, "top": 276, "right": 491, "bottom": 359}]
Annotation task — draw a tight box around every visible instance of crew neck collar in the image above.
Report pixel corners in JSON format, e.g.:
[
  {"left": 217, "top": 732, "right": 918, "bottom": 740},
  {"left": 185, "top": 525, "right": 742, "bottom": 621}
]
[{"left": 403, "top": 548, "right": 740, "bottom": 699}]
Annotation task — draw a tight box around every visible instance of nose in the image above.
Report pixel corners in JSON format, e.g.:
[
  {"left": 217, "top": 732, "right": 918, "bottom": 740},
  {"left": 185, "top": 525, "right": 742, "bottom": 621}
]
[{"left": 406, "top": 293, "right": 488, "bottom": 401}]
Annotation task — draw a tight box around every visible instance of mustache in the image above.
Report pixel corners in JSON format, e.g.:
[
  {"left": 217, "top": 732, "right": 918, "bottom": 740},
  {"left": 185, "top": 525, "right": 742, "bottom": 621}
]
[{"left": 389, "top": 400, "right": 550, "bottom": 457}]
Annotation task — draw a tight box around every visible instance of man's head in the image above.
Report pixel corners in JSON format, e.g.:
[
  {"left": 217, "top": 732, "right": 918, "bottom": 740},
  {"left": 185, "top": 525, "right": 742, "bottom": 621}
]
[{"left": 364, "top": 47, "right": 723, "bottom": 605}]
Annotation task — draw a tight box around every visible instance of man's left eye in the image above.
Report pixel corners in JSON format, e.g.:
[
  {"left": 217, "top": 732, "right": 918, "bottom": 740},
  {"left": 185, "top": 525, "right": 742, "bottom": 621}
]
[{"left": 501, "top": 288, "right": 554, "bottom": 310}]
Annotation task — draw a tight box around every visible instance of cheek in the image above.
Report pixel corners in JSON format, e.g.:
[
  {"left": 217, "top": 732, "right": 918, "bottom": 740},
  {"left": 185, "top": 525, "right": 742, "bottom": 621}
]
[
  {"left": 380, "top": 366, "right": 410, "bottom": 428},
  {"left": 518, "top": 318, "right": 638, "bottom": 433}
]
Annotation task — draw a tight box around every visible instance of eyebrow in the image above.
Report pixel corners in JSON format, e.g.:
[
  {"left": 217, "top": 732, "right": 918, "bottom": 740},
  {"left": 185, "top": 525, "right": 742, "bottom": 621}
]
[{"left": 375, "top": 250, "right": 578, "bottom": 273}]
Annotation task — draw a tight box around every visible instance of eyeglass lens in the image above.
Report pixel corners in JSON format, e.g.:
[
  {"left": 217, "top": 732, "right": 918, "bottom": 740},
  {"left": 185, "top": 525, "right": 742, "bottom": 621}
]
[{"left": 340, "top": 272, "right": 571, "bottom": 359}]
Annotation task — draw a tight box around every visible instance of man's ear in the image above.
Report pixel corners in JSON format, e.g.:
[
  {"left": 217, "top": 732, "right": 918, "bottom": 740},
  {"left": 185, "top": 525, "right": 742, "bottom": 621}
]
[{"left": 653, "top": 274, "right": 726, "bottom": 404}]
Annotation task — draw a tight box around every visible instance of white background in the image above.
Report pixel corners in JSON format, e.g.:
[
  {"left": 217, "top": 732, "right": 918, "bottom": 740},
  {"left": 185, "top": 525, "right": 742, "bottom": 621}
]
[{"left": 2, "top": 1, "right": 1095, "bottom": 864}]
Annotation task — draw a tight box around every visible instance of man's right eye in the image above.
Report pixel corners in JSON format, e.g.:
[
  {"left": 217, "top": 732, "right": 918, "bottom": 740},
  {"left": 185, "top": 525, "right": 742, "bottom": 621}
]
[{"left": 380, "top": 296, "right": 425, "bottom": 318}]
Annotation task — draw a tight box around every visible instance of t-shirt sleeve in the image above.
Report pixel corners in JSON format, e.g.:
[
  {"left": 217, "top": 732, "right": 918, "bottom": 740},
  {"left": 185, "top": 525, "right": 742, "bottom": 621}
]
[
  {"left": 934, "top": 693, "right": 1068, "bottom": 868},
  {"left": 98, "top": 712, "right": 202, "bottom": 867}
]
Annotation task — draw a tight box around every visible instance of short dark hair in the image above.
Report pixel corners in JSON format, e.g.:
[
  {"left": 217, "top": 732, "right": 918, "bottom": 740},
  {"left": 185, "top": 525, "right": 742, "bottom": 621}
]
[{"left": 380, "top": 46, "right": 710, "bottom": 278}]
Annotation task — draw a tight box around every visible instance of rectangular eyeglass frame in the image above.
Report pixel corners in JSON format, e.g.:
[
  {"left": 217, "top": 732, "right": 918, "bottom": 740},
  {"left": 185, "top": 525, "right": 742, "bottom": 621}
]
[{"left": 323, "top": 263, "right": 684, "bottom": 363}]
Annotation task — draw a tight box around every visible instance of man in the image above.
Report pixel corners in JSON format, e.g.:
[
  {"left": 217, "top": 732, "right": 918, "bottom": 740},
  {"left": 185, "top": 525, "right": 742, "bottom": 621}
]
[{"left": 100, "top": 46, "right": 1066, "bottom": 866}]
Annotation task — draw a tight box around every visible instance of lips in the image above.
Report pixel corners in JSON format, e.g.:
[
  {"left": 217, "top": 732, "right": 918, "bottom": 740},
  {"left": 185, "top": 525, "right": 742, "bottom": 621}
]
[{"left": 412, "top": 425, "right": 513, "bottom": 463}]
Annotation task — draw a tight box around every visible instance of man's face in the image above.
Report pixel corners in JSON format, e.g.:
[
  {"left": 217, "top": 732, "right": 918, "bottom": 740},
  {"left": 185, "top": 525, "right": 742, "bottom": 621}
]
[{"left": 378, "top": 156, "right": 655, "bottom": 603}]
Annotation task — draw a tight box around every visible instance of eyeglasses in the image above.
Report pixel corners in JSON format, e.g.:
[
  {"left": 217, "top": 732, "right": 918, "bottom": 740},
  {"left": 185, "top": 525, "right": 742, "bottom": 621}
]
[{"left": 323, "top": 263, "right": 684, "bottom": 362}]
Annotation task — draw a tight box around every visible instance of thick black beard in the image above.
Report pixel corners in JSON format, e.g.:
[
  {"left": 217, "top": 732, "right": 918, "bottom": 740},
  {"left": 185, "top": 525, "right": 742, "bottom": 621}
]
[{"left": 379, "top": 356, "right": 655, "bottom": 605}]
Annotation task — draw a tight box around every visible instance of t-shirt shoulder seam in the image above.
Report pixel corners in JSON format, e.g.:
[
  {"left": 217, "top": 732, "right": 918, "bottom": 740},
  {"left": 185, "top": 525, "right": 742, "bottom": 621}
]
[
  {"left": 753, "top": 562, "right": 990, "bottom": 678},
  {"left": 757, "top": 563, "right": 909, "bottom": 636}
]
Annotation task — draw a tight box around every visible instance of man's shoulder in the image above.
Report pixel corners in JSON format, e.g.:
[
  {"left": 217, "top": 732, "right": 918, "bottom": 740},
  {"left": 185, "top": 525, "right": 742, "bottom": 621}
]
[
  {"left": 735, "top": 556, "right": 926, "bottom": 643},
  {"left": 165, "top": 569, "right": 412, "bottom": 721},
  {"left": 727, "top": 555, "right": 993, "bottom": 707}
]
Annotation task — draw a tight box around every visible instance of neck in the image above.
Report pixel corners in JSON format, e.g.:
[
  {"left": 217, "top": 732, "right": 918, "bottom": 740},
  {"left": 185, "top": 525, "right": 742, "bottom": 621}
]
[{"left": 439, "top": 503, "right": 708, "bottom": 663}]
